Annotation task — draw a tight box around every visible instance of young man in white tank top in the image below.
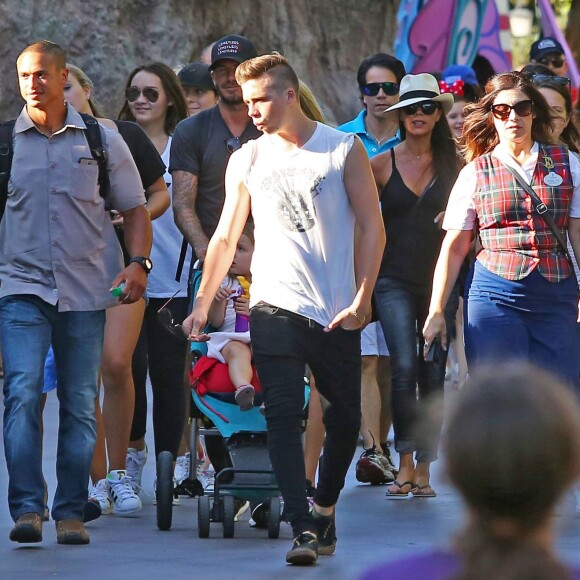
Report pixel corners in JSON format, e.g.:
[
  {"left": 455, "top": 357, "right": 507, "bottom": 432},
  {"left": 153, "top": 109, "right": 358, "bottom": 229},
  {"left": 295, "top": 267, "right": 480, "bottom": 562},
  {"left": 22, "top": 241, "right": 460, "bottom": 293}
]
[{"left": 183, "top": 54, "right": 385, "bottom": 566}]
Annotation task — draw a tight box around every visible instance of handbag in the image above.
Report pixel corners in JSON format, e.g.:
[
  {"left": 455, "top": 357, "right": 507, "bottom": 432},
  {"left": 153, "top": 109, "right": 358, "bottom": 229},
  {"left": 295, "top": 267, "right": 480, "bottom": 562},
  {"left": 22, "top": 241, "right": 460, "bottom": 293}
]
[{"left": 503, "top": 163, "right": 573, "bottom": 265}]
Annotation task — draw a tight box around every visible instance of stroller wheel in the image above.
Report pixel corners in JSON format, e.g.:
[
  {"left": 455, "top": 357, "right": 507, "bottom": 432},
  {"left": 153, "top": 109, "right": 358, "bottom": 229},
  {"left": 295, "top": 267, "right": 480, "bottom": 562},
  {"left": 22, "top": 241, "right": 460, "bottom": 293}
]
[
  {"left": 268, "top": 496, "right": 281, "bottom": 539},
  {"left": 156, "top": 451, "right": 173, "bottom": 531},
  {"left": 222, "top": 495, "right": 235, "bottom": 538},
  {"left": 198, "top": 495, "right": 211, "bottom": 538}
]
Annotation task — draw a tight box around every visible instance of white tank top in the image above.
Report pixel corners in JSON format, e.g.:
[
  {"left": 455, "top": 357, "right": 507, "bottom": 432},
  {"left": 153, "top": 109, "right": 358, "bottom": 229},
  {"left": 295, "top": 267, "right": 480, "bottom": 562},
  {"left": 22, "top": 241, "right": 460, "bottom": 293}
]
[{"left": 240, "top": 123, "right": 356, "bottom": 326}]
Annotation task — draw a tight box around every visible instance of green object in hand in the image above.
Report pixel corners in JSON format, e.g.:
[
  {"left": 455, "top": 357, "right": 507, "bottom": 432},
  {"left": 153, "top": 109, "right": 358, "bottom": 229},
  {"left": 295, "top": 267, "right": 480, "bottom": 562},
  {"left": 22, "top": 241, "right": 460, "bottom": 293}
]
[{"left": 110, "top": 283, "right": 125, "bottom": 297}]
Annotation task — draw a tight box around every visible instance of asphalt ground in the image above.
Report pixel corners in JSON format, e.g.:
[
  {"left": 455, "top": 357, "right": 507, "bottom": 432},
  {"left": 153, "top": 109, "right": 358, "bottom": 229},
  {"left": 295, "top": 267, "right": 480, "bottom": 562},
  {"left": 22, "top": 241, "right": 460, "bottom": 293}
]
[{"left": 1, "top": 381, "right": 579, "bottom": 579}]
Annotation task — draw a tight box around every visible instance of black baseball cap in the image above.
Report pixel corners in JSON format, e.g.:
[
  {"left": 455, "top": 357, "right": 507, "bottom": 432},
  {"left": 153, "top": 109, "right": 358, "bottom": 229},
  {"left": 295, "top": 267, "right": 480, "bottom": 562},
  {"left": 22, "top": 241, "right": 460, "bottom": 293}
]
[
  {"left": 177, "top": 62, "right": 214, "bottom": 90},
  {"left": 209, "top": 35, "right": 257, "bottom": 70},
  {"left": 530, "top": 37, "right": 564, "bottom": 62}
]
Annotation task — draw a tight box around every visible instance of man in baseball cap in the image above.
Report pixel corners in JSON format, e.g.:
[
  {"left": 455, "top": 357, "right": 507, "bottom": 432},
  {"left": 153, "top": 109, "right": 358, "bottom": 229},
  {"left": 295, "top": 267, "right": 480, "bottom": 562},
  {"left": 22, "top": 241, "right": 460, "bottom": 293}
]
[
  {"left": 170, "top": 32, "right": 261, "bottom": 268},
  {"left": 529, "top": 37, "right": 568, "bottom": 77}
]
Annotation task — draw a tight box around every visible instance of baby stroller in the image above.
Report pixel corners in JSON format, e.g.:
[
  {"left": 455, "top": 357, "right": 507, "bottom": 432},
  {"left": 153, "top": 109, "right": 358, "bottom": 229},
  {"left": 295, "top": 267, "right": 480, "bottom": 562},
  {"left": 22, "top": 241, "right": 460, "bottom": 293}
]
[
  {"left": 154, "top": 333, "right": 284, "bottom": 538},
  {"left": 155, "top": 271, "right": 308, "bottom": 537},
  {"left": 190, "top": 355, "right": 283, "bottom": 539}
]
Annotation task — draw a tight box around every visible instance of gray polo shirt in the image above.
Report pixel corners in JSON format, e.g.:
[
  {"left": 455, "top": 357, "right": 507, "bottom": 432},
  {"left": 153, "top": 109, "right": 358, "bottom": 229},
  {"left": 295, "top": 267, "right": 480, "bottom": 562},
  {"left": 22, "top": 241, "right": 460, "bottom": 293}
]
[{"left": 0, "top": 105, "right": 146, "bottom": 311}]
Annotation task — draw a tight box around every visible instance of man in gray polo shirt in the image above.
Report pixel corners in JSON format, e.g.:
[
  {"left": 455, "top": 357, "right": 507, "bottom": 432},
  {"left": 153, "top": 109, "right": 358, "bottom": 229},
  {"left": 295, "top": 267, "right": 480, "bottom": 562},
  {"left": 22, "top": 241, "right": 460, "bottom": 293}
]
[{"left": 0, "top": 40, "right": 151, "bottom": 545}]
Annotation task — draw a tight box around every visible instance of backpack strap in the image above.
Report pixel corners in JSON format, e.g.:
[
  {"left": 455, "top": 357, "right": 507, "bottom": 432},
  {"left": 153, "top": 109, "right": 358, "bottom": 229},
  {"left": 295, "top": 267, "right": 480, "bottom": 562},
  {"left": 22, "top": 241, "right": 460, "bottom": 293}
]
[
  {"left": 0, "top": 120, "right": 16, "bottom": 221},
  {"left": 79, "top": 113, "right": 110, "bottom": 202}
]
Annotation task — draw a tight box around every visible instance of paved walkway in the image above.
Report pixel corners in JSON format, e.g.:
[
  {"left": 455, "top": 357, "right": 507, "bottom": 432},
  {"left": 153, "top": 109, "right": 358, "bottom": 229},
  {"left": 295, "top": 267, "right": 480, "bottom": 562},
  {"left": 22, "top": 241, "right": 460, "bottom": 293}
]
[{"left": 1, "top": 384, "right": 579, "bottom": 579}]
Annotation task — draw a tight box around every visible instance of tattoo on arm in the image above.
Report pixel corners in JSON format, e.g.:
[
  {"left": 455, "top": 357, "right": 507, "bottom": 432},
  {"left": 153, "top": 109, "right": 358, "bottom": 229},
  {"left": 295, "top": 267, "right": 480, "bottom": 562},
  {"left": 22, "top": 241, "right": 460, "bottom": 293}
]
[{"left": 172, "top": 170, "right": 209, "bottom": 256}]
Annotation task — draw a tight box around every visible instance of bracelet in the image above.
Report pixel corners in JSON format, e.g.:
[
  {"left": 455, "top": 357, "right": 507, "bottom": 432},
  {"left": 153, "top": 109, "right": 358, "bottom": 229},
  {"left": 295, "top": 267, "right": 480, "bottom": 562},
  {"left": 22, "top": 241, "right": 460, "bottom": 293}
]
[{"left": 350, "top": 309, "right": 366, "bottom": 325}]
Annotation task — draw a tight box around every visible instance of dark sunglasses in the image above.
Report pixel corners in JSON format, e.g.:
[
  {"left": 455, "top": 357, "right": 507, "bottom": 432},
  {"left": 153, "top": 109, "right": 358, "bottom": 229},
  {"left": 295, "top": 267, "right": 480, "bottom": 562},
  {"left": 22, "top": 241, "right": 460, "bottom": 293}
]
[
  {"left": 539, "top": 57, "right": 565, "bottom": 69},
  {"left": 490, "top": 100, "right": 533, "bottom": 121},
  {"left": 402, "top": 101, "right": 440, "bottom": 116},
  {"left": 157, "top": 291, "right": 187, "bottom": 341},
  {"left": 361, "top": 82, "right": 399, "bottom": 97},
  {"left": 531, "top": 73, "right": 571, "bottom": 87},
  {"left": 125, "top": 86, "right": 160, "bottom": 103},
  {"left": 226, "top": 137, "right": 241, "bottom": 153}
]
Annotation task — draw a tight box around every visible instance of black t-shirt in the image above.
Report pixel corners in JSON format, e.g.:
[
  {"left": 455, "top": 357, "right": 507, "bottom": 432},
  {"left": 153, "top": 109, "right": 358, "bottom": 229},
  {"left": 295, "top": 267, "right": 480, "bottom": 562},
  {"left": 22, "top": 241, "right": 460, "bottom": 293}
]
[
  {"left": 112, "top": 120, "right": 166, "bottom": 264},
  {"left": 113, "top": 120, "right": 166, "bottom": 190},
  {"left": 379, "top": 149, "right": 449, "bottom": 287},
  {"left": 169, "top": 105, "right": 261, "bottom": 238}
]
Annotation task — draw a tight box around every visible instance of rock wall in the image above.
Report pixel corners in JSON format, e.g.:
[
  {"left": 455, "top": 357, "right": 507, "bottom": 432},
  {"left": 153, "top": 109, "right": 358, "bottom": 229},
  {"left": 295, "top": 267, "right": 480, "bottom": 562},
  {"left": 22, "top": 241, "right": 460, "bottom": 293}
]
[{"left": 0, "top": 0, "right": 400, "bottom": 124}]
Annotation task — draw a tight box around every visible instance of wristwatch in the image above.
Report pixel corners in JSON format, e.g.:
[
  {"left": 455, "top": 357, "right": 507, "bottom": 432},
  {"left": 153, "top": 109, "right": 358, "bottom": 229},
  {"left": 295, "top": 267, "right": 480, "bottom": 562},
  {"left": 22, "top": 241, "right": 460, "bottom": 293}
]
[{"left": 129, "top": 256, "right": 153, "bottom": 275}]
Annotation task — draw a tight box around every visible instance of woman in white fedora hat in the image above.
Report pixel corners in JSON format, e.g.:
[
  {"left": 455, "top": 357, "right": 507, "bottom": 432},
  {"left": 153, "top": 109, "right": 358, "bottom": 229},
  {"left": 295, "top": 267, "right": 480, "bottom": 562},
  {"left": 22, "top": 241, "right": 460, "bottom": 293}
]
[{"left": 371, "top": 73, "right": 462, "bottom": 499}]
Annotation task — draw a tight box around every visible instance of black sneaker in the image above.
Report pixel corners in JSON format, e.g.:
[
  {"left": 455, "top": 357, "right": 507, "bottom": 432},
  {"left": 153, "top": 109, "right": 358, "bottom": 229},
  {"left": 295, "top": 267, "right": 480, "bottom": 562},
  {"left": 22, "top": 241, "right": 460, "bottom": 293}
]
[
  {"left": 286, "top": 531, "right": 318, "bottom": 565},
  {"left": 312, "top": 507, "right": 336, "bottom": 555}
]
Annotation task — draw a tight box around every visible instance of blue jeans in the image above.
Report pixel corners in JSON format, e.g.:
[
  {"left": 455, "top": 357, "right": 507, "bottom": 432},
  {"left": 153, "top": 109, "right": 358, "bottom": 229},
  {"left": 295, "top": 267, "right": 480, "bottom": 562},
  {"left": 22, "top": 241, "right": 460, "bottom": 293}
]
[
  {"left": 374, "top": 277, "right": 457, "bottom": 463},
  {"left": 250, "top": 302, "right": 361, "bottom": 536},
  {"left": 467, "top": 261, "right": 579, "bottom": 389},
  {"left": 0, "top": 295, "right": 105, "bottom": 522}
]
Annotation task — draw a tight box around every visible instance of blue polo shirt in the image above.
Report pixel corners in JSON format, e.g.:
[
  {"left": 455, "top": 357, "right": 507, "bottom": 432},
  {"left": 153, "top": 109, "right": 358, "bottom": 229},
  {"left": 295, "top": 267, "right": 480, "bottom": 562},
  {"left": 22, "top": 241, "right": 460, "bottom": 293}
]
[{"left": 337, "top": 109, "right": 400, "bottom": 158}]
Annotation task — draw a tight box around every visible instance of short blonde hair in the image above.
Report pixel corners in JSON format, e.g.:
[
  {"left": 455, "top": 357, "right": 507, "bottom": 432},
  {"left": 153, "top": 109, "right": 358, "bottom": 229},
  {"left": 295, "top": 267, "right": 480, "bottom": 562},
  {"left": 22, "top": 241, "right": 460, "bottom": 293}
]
[{"left": 235, "top": 53, "right": 299, "bottom": 94}]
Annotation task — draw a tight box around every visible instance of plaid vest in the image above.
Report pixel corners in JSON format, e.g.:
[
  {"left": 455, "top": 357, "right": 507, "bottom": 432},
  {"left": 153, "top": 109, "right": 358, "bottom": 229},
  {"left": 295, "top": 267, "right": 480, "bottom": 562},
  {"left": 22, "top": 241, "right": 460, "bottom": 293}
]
[{"left": 473, "top": 144, "right": 573, "bottom": 282}]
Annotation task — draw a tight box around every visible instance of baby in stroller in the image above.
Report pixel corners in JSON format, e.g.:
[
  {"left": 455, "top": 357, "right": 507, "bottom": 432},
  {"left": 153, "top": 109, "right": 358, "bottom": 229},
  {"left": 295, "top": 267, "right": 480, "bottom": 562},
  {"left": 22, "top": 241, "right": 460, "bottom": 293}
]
[{"left": 188, "top": 224, "right": 256, "bottom": 411}]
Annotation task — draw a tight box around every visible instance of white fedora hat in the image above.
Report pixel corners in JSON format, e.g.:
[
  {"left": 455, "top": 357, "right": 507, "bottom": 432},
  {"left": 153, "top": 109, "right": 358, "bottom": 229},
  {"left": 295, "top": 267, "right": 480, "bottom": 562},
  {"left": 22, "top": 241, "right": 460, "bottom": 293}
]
[{"left": 385, "top": 73, "right": 454, "bottom": 115}]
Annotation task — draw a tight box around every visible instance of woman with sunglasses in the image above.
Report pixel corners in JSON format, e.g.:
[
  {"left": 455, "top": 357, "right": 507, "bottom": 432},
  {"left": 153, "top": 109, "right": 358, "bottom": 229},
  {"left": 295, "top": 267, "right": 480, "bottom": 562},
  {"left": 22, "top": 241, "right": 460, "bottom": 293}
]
[
  {"left": 523, "top": 66, "right": 580, "bottom": 153},
  {"left": 63, "top": 64, "right": 170, "bottom": 515},
  {"left": 371, "top": 73, "right": 462, "bottom": 498},
  {"left": 424, "top": 71, "right": 580, "bottom": 390},
  {"left": 118, "top": 64, "right": 189, "bottom": 500}
]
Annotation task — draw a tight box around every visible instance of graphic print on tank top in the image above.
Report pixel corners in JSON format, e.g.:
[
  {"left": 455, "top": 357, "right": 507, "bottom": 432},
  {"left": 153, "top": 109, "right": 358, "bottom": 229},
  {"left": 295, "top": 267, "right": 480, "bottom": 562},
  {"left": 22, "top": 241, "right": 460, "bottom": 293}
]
[{"left": 260, "top": 168, "right": 326, "bottom": 232}]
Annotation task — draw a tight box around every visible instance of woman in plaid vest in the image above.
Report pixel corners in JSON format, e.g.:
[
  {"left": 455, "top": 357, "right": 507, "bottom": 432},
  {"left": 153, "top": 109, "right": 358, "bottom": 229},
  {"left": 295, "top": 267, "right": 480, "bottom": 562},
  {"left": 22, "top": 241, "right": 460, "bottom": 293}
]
[{"left": 423, "top": 71, "right": 580, "bottom": 388}]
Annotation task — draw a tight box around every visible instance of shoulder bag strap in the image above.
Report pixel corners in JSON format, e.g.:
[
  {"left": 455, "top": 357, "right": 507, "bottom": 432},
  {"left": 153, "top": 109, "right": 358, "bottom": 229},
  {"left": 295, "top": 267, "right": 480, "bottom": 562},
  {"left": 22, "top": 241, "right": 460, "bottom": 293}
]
[{"left": 503, "top": 162, "right": 572, "bottom": 264}]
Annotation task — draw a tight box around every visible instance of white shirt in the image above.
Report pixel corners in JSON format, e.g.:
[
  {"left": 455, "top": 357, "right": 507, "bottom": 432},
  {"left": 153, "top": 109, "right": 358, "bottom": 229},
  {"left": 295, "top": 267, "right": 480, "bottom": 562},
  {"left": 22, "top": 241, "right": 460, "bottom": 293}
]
[
  {"left": 147, "top": 136, "right": 192, "bottom": 298},
  {"left": 229, "top": 123, "right": 357, "bottom": 327},
  {"left": 443, "top": 142, "right": 580, "bottom": 231}
]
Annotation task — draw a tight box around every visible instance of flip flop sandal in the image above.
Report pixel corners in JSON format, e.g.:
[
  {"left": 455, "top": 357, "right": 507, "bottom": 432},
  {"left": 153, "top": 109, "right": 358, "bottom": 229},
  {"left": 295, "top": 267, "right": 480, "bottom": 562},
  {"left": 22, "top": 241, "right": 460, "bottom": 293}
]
[
  {"left": 412, "top": 484, "right": 437, "bottom": 498},
  {"left": 234, "top": 385, "right": 255, "bottom": 411},
  {"left": 385, "top": 480, "right": 417, "bottom": 499}
]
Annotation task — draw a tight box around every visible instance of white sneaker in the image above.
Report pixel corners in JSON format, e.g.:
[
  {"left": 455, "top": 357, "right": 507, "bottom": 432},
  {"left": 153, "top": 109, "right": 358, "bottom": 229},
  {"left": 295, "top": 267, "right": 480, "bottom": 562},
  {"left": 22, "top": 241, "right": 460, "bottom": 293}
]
[
  {"left": 106, "top": 470, "right": 142, "bottom": 515},
  {"left": 174, "top": 453, "right": 190, "bottom": 485},
  {"left": 126, "top": 446, "right": 147, "bottom": 490},
  {"left": 196, "top": 463, "right": 215, "bottom": 491},
  {"left": 89, "top": 479, "right": 113, "bottom": 515}
]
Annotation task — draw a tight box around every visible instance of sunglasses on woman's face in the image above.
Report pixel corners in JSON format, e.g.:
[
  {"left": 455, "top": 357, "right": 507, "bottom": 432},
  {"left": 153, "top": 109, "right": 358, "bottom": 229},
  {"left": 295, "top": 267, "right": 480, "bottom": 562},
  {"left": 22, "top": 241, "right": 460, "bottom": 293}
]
[
  {"left": 402, "top": 102, "right": 440, "bottom": 116},
  {"left": 490, "top": 100, "right": 533, "bottom": 121},
  {"left": 125, "top": 86, "right": 160, "bottom": 103},
  {"left": 539, "top": 56, "right": 565, "bottom": 69},
  {"left": 361, "top": 82, "right": 399, "bottom": 97}
]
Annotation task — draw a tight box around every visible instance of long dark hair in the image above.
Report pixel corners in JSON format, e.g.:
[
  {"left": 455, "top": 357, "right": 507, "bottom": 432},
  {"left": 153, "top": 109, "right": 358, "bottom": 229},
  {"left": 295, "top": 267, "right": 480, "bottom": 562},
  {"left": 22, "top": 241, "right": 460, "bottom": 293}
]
[
  {"left": 446, "top": 364, "right": 580, "bottom": 580},
  {"left": 399, "top": 106, "right": 462, "bottom": 193},
  {"left": 118, "top": 62, "right": 188, "bottom": 135},
  {"left": 461, "top": 71, "right": 554, "bottom": 162}
]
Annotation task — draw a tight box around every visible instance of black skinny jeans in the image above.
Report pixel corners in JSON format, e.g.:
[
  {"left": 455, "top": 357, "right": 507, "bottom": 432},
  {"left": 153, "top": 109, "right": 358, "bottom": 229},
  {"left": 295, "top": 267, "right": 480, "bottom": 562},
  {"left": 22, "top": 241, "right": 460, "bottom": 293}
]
[
  {"left": 250, "top": 303, "right": 361, "bottom": 536},
  {"left": 131, "top": 297, "right": 188, "bottom": 458}
]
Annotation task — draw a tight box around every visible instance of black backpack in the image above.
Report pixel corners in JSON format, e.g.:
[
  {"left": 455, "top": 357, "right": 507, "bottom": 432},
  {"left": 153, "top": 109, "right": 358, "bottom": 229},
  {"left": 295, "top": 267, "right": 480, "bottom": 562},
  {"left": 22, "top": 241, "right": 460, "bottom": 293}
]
[{"left": 0, "top": 113, "right": 110, "bottom": 221}]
